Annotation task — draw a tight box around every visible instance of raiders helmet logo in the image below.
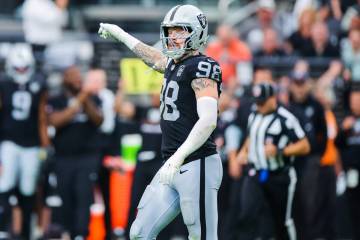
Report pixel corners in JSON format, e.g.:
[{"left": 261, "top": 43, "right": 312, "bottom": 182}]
[{"left": 197, "top": 14, "right": 207, "bottom": 29}]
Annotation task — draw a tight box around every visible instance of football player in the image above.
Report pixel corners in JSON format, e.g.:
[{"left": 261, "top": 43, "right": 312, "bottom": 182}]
[
  {"left": 99, "top": 4, "right": 223, "bottom": 240},
  {"left": 0, "top": 44, "right": 49, "bottom": 239}
]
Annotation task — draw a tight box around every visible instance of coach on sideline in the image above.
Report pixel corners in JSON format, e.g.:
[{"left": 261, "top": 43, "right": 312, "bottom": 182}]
[{"left": 237, "top": 82, "right": 310, "bottom": 240}]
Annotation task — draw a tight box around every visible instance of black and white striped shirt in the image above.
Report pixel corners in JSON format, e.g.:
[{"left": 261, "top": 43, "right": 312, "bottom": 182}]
[{"left": 247, "top": 105, "right": 305, "bottom": 171}]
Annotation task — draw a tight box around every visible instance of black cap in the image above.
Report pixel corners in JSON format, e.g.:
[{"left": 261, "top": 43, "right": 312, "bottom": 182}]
[{"left": 252, "top": 83, "right": 276, "bottom": 104}]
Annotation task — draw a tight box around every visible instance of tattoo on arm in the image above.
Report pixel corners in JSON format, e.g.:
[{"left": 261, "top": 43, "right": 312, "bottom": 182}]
[
  {"left": 191, "top": 78, "right": 216, "bottom": 92},
  {"left": 133, "top": 42, "right": 167, "bottom": 73}
]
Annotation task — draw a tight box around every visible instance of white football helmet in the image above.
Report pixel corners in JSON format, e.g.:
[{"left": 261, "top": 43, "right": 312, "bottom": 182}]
[
  {"left": 160, "top": 5, "right": 208, "bottom": 60},
  {"left": 5, "top": 44, "right": 35, "bottom": 85}
]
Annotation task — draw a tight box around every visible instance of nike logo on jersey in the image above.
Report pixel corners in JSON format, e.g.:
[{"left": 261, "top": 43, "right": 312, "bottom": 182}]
[{"left": 180, "top": 169, "right": 188, "bottom": 174}]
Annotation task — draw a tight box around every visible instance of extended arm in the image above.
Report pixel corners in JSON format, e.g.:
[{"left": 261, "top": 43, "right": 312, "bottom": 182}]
[
  {"left": 159, "top": 78, "right": 219, "bottom": 184},
  {"left": 98, "top": 23, "right": 167, "bottom": 73}
]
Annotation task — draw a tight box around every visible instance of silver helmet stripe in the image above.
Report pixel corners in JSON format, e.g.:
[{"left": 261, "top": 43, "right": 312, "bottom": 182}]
[{"left": 170, "top": 5, "right": 181, "bottom": 21}]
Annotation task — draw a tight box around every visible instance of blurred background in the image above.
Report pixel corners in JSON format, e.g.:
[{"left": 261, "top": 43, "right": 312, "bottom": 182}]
[{"left": 0, "top": 0, "right": 359, "bottom": 239}]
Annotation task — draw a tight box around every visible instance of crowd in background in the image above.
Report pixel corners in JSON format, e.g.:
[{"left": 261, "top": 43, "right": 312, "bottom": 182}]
[{"left": 0, "top": 0, "right": 360, "bottom": 239}]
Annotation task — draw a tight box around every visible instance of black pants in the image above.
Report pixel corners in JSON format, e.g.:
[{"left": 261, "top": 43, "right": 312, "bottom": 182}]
[
  {"left": 293, "top": 155, "right": 321, "bottom": 240},
  {"left": 311, "top": 166, "right": 336, "bottom": 240},
  {"left": 241, "top": 167, "right": 297, "bottom": 240},
  {"left": 223, "top": 176, "right": 273, "bottom": 240},
  {"left": 52, "top": 153, "right": 100, "bottom": 238}
]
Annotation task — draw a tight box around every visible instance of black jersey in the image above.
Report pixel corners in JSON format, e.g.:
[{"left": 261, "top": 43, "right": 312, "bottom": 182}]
[
  {"left": 47, "top": 93, "right": 102, "bottom": 156},
  {"left": 160, "top": 54, "right": 222, "bottom": 163},
  {"left": 0, "top": 75, "right": 47, "bottom": 147}
]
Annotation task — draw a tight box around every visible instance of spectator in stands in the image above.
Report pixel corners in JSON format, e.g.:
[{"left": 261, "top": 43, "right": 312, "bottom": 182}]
[
  {"left": 317, "top": 0, "right": 342, "bottom": 21},
  {"left": 320, "top": 0, "right": 359, "bottom": 29},
  {"left": 254, "top": 28, "right": 287, "bottom": 58},
  {"left": 341, "top": 27, "right": 360, "bottom": 82},
  {"left": 302, "top": 21, "right": 339, "bottom": 58},
  {"left": 341, "top": 1, "right": 360, "bottom": 32},
  {"left": 206, "top": 24, "right": 252, "bottom": 90},
  {"left": 287, "top": 8, "right": 316, "bottom": 55},
  {"left": 277, "top": 75, "right": 291, "bottom": 105},
  {"left": 47, "top": 66, "right": 103, "bottom": 239},
  {"left": 242, "top": 0, "right": 289, "bottom": 52},
  {"left": 335, "top": 86, "right": 360, "bottom": 240},
  {"left": 22, "top": 0, "right": 69, "bottom": 64}
]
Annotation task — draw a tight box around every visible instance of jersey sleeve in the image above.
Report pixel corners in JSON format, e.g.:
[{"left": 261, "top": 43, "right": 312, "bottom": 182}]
[
  {"left": 283, "top": 115, "right": 306, "bottom": 142},
  {"left": 246, "top": 112, "right": 255, "bottom": 135},
  {"left": 186, "top": 56, "right": 222, "bottom": 83}
]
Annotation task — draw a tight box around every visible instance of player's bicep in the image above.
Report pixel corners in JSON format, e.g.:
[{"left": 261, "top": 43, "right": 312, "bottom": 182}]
[{"left": 191, "top": 78, "right": 219, "bottom": 99}]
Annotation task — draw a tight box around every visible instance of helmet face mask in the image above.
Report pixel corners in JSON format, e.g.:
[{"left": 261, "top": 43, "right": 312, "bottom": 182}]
[
  {"left": 160, "top": 24, "right": 194, "bottom": 59},
  {"left": 5, "top": 44, "right": 35, "bottom": 85},
  {"left": 160, "top": 5, "right": 208, "bottom": 60}
]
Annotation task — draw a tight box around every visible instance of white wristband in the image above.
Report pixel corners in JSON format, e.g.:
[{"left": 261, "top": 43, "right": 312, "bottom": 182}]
[{"left": 117, "top": 30, "right": 140, "bottom": 50}]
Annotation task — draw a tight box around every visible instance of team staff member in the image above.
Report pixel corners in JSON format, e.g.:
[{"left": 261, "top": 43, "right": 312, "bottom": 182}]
[
  {"left": 335, "top": 88, "right": 360, "bottom": 240},
  {"left": 237, "top": 83, "right": 310, "bottom": 240},
  {"left": 47, "top": 66, "right": 103, "bottom": 239},
  {"left": 312, "top": 80, "right": 338, "bottom": 240},
  {"left": 287, "top": 63, "right": 328, "bottom": 240}
]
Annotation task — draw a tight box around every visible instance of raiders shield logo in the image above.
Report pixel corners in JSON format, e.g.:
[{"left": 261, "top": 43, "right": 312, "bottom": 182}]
[
  {"left": 197, "top": 14, "right": 207, "bottom": 29},
  {"left": 177, "top": 65, "right": 185, "bottom": 77}
]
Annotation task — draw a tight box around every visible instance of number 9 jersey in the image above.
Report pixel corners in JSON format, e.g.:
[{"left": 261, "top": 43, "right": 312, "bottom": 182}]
[
  {"left": 160, "top": 54, "right": 222, "bottom": 163},
  {"left": 0, "top": 74, "right": 47, "bottom": 147}
]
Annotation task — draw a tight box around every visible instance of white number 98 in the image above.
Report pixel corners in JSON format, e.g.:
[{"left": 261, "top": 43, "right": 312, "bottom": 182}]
[{"left": 196, "top": 61, "right": 220, "bottom": 80}]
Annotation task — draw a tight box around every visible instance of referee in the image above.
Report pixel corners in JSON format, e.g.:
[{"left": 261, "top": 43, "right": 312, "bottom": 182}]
[{"left": 237, "top": 82, "right": 310, "bottom": 240}]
